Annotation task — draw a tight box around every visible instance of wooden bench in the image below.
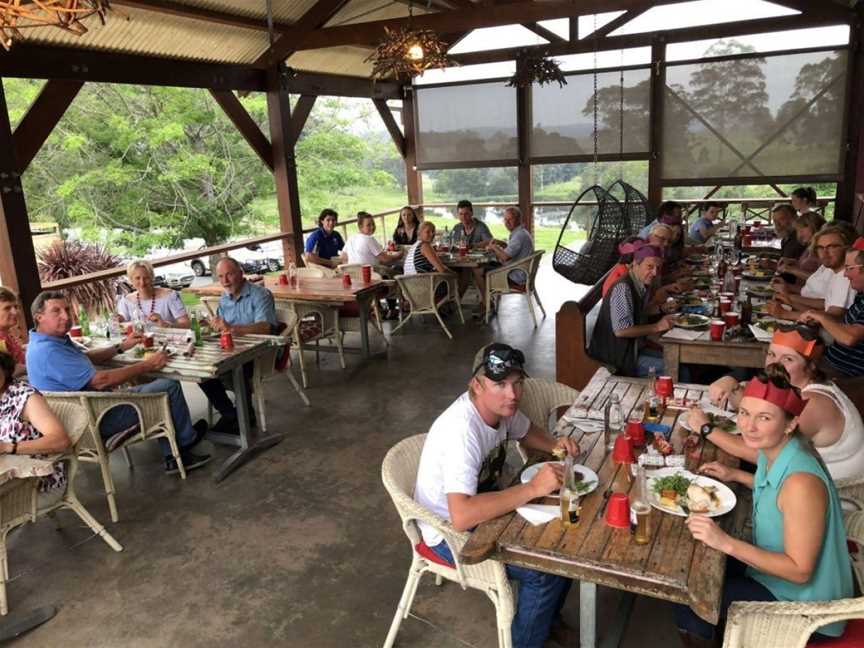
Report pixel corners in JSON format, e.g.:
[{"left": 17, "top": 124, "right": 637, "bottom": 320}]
[{"left": 555, "top": 273, "right": 605, "bottom": 391}]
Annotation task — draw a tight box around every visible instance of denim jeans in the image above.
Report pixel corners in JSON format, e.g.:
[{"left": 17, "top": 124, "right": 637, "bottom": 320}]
[
  {"left": 674, "top": 558, "right": 775, "bottom": 640},
  {"left": 431, "top": 541, "right": 571, "bottom": 648},
  {"left": 99, "top": 379, "right": 197, "bottom": 458},
  {"left": 636, "top": 348, "right": 691, "bottom": 382}
]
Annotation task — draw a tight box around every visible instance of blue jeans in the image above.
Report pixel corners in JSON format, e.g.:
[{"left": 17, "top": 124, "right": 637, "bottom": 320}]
[
  {"left": 674, "top": 559, "right": 775, "bottom": 640},
  {"left": 431, "top": 541, "right": 571, "bottom": 648},
  {"left": 99, "top": 379, "right": 197, "bottom": 458},
  {"left": 636, "top": 348, "right": 691, "bottom": 382}
]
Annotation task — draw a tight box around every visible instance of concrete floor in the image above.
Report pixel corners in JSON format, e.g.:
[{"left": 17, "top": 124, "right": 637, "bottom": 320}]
[{"left": 9, "top": 262, "right": 684, "bottom": 647}]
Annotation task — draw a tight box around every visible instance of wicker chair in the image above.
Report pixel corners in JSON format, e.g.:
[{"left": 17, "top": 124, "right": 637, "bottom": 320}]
[
  {"left": 277, "top": 299, "right": 345, "bottom": 388},
  {"left": 39, "top": 398, "right": 122, "bottom": 552},
  {"left": 519, "top": 378, "right": 579, "bottom": 434},
  {"left": 391, "top": 273, "right": 464, "bottom": 340},
  {"left": 335, "top": 264, "right": 389, "bottom": 343},
  {"left": 381, "top": 434, "right": 516, "bottom": 648},
  {"left": 837, "top": 476, "right": 864, "bottom": 511},
  {"left": 484, "top": 250, "right": 546, "bottom": 327},
  {"left": 301, "top": 263, "right": 336, "bottom": 278},
  {"left": 43, "top": 391, "right": 185, "bottom": 523},
  {"left": 721, "top": 512, "right": 864, "bottom": 648},
  {"left": 0, "top": 477, "right": 39, "bottom": 615}
]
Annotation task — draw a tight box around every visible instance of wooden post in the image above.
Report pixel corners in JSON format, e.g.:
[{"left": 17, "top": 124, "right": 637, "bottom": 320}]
[
  {"left": 835, "top": 13, "right": 864, "bottom": 222},
  {"left": 402, "top": 89, "right": 423, "bottom": 218},
  {"left": 648, "top": 38, "right": 666, "bottom": 208},
  {"left": 265, "top": 67, "right": 304, "bottom": 265},
  {"left": 516, "top": 65, "right": 534, "bottom": 234},
  {"left": 0, "top": 79, "right": 41, "bottom": 322}
]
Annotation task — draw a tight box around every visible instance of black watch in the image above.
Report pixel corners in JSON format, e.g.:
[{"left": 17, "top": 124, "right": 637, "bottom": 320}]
[
  {"left": 700, "top": 423, "right": 714, "bottom": 439},
  {"left": 114, "top": 343, "right": 124, "bottom": 355}
]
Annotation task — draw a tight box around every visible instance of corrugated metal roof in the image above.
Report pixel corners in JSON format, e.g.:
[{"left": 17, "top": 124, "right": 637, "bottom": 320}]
[
  {"left": 144, "top": 0, "right": 324, "bottom": 23},
  {"left": 287, "top": 45, "right": 375, "bottom": 76}
]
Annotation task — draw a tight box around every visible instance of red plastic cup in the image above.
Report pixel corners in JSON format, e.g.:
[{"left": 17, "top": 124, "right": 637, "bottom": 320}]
[
  {"left": 656, "top": 375, "right": 674, "bottom": 399},
  {"left": 720, "top": 292, "right": 735, "bottom": 300},
  {"left": 143, "top": 333, "right": 154, "bottom": 349},
  {"left": 743, "top": 235, "right": 753, "bottom": 247},
  {"left": 459, "top": 245, "right": 467, "bottom": 257},
  {"left": 753, "top": 220, "right": 762, "bottom": 227},
  {"left": 278, "top": 273, "right": 289, "bottom": 286},
  {"left": 710, "top": 319, "right": 726, "bottom": 341},
  {"left": 744, "top": 225, "right": 752, "bottom": 234},
  {"left": 612, "top": 434, "right": 635, "bottom": 464},
  {"left": 219, "top": 331, "right": 234, "bottom": 351},
  {"left": 69, "top": 325, "right": 82, "bottom": 338},
  {"left": 388, "top": 241, "right": 397, "bottom": 252},
  {"left": 124, "top": 322, "right": 135, "bottom": 337},
  {"left": 733, "top": 275, "right": 742, "bottom": 293},
  {"left": 361, "top": 265, "right": 372, "bottom": 284},
  {"left": 719, "top": 299, "right": 732, "bottom": 315},
  {"left": 605, "top": 493, "right": 631, "bottom": 529},
  {"left": 724, "top": 311, "right": 740, "bottom": 328},
  {"left": 342, "top": 273, "right": 352, "bottom": 289},
  {"left": 626, "top": 418, "right": 646, "bottom": 447}
]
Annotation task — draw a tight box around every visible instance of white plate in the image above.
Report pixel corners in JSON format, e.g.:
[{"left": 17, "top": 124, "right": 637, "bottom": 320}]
[
  {"left": 520, "top": 462, "right": 599, "bottom": 497},
  {"left": 679, "top": 406, "right": 738, "bottom": 433},
  {"left": 646, "top": 468, "right": 737, "bottom": 518},
  {"left": 69, "top": 336, "right": 92, "bottom": 348}
]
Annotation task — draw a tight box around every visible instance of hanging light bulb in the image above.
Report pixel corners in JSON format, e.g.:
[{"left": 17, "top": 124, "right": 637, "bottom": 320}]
[{"left": 407, "top": 42, "right": 424, "bottom": 61}]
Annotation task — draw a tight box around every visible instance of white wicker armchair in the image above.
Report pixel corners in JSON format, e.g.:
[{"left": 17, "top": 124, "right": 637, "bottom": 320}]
[
  {"left": 381, "top": 434, "right": 515, "bottom": 648},
  {"left": 43, "top": 391, "right": 185, "bottom": 523},
  {"left": 519, "top": 378, "right": 579, "bottom": 434},
  {"left": 837, "top": 476, "right": 864, "bottom": 511},
  {"left": 0, "top": 477, "right": 38, "bottom": 616},
  {"left": 391, "top": 273, "right": 464, "bottom": 339},
  {"left": 278, "top": 299, "right": 345, "bottom": 388},
  {"left": 484, "top": 250, "right": 545, "bottom": 327}
]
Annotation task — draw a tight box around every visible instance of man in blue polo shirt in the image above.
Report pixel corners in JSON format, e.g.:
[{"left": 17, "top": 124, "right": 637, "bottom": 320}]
[
  {"left": 304, "top": 208, "right": 345, "bottom": 269},
  {"left": 200, "top": 257, "right": 278, "bottom": 433},
  {"left": 25, "top": 290, "right": 210, "bottom": 474}
]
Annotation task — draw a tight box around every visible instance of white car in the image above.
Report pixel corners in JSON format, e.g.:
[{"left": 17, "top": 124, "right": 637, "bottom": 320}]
[{"left": 189, "top": 242, "right": 284, "bottom": 277}]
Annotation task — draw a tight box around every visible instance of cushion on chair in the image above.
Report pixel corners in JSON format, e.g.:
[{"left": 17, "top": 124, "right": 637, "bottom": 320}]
[
  {"left": 338, "top": 303, "right": 361, "bottom": 318},
  {"left": 298, "top": 317, "right": 322, "bottom": 342},
  {"left": 105, "top": 425, "right": 140, "bottom": 452},
  {"left": 414, "top": 541, "right": 455, "bottom": 569},
  {"left": 507, "top": 280, "right": 527, "bottom": 293},
  {"left": 807, "top": 619, "right": 864, "bottom": 647}
]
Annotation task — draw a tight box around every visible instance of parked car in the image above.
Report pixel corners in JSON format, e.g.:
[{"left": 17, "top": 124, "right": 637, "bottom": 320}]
[{"left": 189, "top": 243, "right": 283, "bottom": 277}]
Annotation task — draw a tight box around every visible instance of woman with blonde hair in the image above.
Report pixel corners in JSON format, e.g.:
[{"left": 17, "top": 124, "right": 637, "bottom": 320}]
[
  {"left": 116, "top": 260, "right": 190, "bottom": 327},
  {"left": 0, "top": 288, "right": 25, "bottom": 375}
]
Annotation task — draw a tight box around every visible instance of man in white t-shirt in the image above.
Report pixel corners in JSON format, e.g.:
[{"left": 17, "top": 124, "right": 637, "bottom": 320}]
[
  {"left": 414, "top": 343, "right": 579, "bottom": 648},
  {"left": 770, "top": 226, "right": 856, "bottom": 321},
  {"left": 341, "top": 212, "right": 403, "bottom": 268}
]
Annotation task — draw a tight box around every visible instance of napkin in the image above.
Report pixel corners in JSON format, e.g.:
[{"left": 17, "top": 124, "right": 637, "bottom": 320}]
[
  {"left": 517, "top": 504, "right": 560, "bottom": 526},
  {"left": 749, "top": 324, "right": 773, "bottom": 342},
  {"left": 662, "top": 328, "right": 704, "bottom": 341}
]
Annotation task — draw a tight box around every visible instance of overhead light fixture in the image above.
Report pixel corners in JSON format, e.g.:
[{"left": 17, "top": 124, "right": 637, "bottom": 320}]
[
  {"left": 365, "top": 0, "right": 451, "bottom": 80},
  {"left": 508, "top": 48, "right": 568, "bottom": 89},
  {"left": 0, "top": 1, "right": 111, "bottom": 51}
]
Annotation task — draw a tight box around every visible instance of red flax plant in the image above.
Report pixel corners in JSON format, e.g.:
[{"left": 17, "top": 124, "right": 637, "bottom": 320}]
[{"left": 37, "top": 239, "right": 126, "bottom": 317}]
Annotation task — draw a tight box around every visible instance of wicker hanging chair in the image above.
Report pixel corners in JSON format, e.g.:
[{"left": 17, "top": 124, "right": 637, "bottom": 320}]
[
  {"left": 607, "top": 180, "right": 651, "bottom": 236},
  {"left": 552, "top": 185, "right": 628, "bottom": 286}
]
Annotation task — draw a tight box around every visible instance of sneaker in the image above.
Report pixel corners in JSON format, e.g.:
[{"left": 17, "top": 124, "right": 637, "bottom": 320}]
[
  {"left": 192, "top": 419, "right": 209, "bottom": 446},
  {"left": 165, "top": 452, "right": 211, "bottom": 475},
  {"left": 211, "top": 415, "right": 239, "bottom": 435}
]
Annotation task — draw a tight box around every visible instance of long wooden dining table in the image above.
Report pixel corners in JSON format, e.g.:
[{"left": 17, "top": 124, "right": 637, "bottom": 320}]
[
  {"left": 461, "top": 369, "right": 749, "bottom": 648},
  {"left": 189, "top": 277, "right": 387, "bottom": 359},
  {"left": 99, "top": 329, "right": 285, "bottom": 482}
]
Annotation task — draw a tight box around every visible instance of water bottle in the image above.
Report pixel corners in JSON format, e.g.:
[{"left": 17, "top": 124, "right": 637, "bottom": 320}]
[
  {"left": 605, "top": 393, "right": 625, "bottom": 452},
  {"left": 723, "top": 267, "right": 735, "bottom": 294},
  {"left": 287, "top": 261, "right": 297, "bottom": 288},
  {"left": 78, "top": 308, "right": 91, "bottom": 336}
]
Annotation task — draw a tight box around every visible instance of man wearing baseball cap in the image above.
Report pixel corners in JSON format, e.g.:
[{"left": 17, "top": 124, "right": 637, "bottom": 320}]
[
  {"left": 803, "top": 236, "right": 864, "bottom": 377},
  {"left": 413, "top": 343, "right": 579, "bottom": 648}
]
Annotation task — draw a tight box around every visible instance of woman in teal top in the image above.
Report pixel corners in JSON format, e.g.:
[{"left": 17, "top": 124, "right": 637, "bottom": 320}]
[{"left": 675, "top": 365, "right": 854, "bottom": 645}]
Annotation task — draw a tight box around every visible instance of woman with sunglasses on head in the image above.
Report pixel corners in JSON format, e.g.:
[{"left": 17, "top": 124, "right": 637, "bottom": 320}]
[
  {"left": 690, "top": 325, "right": 864, "bottom": 481},
  {"left": 676, "top": 365, "right": 854, "bottom": 646}
]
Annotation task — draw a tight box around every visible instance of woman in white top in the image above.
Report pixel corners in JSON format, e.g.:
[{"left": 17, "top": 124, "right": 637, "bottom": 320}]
[
  {"left": 116, "top": 260, "right": 190, "bottom": 328},
  {"left": 691, "top": 325, "right": 864, "bottom": 481},
  {"left": 342, "top": 212, "right": 402, "bottom": 268}
]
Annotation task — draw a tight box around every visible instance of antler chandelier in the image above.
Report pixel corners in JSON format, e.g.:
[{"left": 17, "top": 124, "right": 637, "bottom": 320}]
[
  {"left": 1, "top": 1, "right": 111, "bottom": 51},
  {"left": 508, "top": 48, "right": 567, "bottom": 88}
]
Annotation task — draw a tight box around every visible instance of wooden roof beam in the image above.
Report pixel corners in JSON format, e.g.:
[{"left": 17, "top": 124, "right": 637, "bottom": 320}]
[
  {"left": 372, "top": 98, "right": 405, "bottom": 156},
  {"left": 111, "top": 0, "right": 293, "bottom": 32},
  {"left": 450, "top": 12, "right": 853, "bottom": 66},
  {"left": 582, "top": 7, "right": 648, "bottom": 40},
  {"left": 209, "top": 90, "right": 274, "bottom": 170},
  {"left": 292, "top": 0, "right": 688, "bottom": 50},
  {"left": 13, "top": 79, "right": 83, "bottom": 174},
  {"left": 522, "top": 22, "right": 566, "bottom": 44},
  {"left": 254, "top": 0, "right": 355, "bottom": 68}
]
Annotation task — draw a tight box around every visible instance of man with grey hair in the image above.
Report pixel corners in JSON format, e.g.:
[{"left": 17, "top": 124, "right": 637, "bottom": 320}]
[
  {"left": 486, "top": 205, "right": 535, "bottom": 287},
  {"left": 25, "top": 291, "right": 210, "bottom": 475},
  {"left": 200, "top": 257, "right": 278, "bottom": 434}
]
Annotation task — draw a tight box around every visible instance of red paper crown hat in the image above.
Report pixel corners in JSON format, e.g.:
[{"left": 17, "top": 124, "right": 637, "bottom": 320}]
[
  {"left": 742, "top": 377, "right": 808, "bottom": 417},
  {"left": 771, "top": 329, "right": 821, "bottom": 360}
]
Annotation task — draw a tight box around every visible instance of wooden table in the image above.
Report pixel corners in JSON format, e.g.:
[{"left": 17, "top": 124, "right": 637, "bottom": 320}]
[
  {"left": 100, "top": 330, "right": 285, "bottom": 482},
  {"left": 660, "top": 331, "right": 767, "bottom": 382},
  {"left": 461, "top": 370, "right": 747, "bottom": 648},
  {"left": 189, "top": 277, "right": 386, "bottom": 360},
  {"left": 439, "top": 251, "right": 496, "bottom": 269}
]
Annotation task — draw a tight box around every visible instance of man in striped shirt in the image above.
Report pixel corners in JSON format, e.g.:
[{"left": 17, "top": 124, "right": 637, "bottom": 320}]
[{"left": 802, "top": 239, "right": 864, "bottom": 377}]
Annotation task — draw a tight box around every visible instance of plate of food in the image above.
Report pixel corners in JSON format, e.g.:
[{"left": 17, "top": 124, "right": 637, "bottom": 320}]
[
  {"left": 747, "top": 285, "right": 774, "bottom": 299},
  {"left": 742, "top": 269, "right": 775, "bottom": 281},
  {"left": 132, "top": 345, "right": 177, "bottom": 358},
  {"left": 675, "top": 313, "right": 711, "bottom": 329},
  {"left": 680, "top": 411, "right": 738, "bottom": 434},
  {"left": 647, "top": 468, "right": 736, "bottom": 517},
  {"left": 520, "top": 462, "right": 599, "bottom": 497},
  {"left": 752, "top": 317, "right": 780, "bottom": 333},
  {"left": 685, "top": 255, "right": 708, "bottom": 264}
]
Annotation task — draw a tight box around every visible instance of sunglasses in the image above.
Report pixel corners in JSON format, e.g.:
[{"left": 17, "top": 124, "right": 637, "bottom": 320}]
[
  {"left": 752, "top": 370, "right": 803, "bottom": 396},
  {"left": 476, "top": 346, "right": 526, "bottom": 382},
  {"left": 776, "top": 322, "right": 821, "bottom": 341}
]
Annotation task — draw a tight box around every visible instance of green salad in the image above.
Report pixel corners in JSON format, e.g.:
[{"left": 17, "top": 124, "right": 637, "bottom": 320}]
[{"left": 651, "top": 474, "right": 692, "bottom": 496}]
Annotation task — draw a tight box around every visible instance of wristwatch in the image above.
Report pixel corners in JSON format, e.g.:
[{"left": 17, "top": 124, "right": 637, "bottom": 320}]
[
  {"left": 114, "top": 343, "right": 124, "bottom": 355},
  {"left": 700, "top": 423, "right": 714, "bottom": 439}
]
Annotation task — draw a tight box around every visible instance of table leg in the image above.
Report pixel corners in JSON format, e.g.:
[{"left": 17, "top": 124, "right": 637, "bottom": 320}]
[
  {"left": 0, "top": 605, "right": 57, "bottom": 641},
  {"left": 580, "top": 581, "right": 596, "bottom": 648},
  {"left": 212, "top": 365, "right": 285, "bottom": 483},
  {"left": 663, "top": 343, "right": 680, "bottom": 382},
  {"left": 358, "top": 296, "right": 371, "bottom": 360}
]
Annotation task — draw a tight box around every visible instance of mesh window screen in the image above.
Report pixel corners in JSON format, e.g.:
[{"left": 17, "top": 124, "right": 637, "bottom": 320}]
[
  {"left": 662, "top": 49, "right": 847, "bottom": 181},
  {"left": 414, "top": 82, "right": 518, "bottom": 166},
  {"left": 531, "top": 68, "right": 651, "bottom": 159}
]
